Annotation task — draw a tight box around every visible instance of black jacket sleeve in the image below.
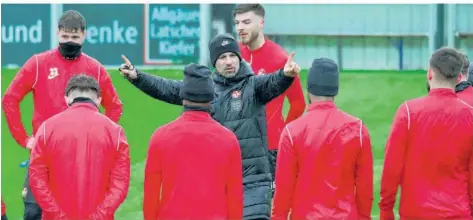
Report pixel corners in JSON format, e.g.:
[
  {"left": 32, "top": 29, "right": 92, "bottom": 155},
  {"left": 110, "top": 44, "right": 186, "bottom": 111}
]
[
  {"left": 129, "top": 69, "right": 183, "bottom": 106},
  {"left": 252, "top": 69, "right": 295, "bottom": 105}
]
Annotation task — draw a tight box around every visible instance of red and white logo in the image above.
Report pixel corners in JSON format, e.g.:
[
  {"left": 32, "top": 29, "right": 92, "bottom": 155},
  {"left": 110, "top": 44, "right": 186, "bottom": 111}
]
[
  {"left": 257, "top": 69, "right": 266, "bottom": 75},
  {"left": 232, "top": 90, "right": 241, "bottom": 99}
]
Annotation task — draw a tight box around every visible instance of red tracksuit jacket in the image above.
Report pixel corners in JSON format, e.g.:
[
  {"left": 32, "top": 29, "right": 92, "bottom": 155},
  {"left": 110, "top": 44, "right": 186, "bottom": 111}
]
[
  {"left": 272, "top": 101, "right": 373, "bottom": 220},
  {"left": 143, "top": 109, "right": 243, "bottom": 220},
  {"left": 379, "top": 88, "right": 473, "bottom": 220},
  {"left": 457, "top": 84, "right": 473, "bottom": 106},
  {"left": 2, "top": 47, "right": 123, "bottom": 148},
  {"left": 240, "top": 39, "right": 306, "bottom": 150},
  {"left": 28, "top": 101, "right": 130, "bottom": 220}
]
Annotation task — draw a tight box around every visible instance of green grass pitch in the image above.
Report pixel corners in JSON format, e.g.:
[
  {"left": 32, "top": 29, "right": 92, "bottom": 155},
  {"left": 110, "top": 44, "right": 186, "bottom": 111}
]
[{"left": 1, "top": 68, "right": 427, "bottom": 219}]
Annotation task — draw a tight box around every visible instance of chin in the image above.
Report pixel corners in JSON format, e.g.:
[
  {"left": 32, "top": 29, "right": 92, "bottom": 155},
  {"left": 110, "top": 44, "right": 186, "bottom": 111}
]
[
  {"left": 222, "top": 72, "right": 237, "bottom": 78},
  {"left": 239, "top": 38, "right": 250, "bottom": 45}
]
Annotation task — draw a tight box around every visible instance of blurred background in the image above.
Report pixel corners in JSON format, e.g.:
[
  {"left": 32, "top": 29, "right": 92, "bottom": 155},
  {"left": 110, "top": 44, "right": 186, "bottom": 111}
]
[
  {"left": 2, "top": 4, "right": 472, "bottom": 70},
  {"left": 1, "top": 3, "right": 472, "bottom": 219}
]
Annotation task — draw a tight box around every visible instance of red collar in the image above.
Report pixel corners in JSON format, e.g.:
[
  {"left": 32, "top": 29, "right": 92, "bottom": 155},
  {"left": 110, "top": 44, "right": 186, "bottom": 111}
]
[
  {"left": 69, "top": 102, "right": 99, "bottom": 111},
  {"left": 428, "top": 88, "right": 457, "bottom": 98},
  {"left": 181, "top": 111, "right": 212, "bottom": 121},
  {"left": 307, "top": 101, "right": 337, "bottom": 112}
]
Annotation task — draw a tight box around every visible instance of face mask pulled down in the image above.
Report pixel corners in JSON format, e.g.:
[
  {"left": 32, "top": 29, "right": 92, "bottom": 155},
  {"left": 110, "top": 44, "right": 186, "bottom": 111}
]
[{"left": 59, "top": 41, "right": 82, "bottom": 59}]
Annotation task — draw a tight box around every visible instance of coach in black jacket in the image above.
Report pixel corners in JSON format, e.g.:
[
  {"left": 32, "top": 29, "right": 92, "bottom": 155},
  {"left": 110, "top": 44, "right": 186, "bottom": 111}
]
[{"left": 119, "top": 34, "right": 300, "bottom": 220}]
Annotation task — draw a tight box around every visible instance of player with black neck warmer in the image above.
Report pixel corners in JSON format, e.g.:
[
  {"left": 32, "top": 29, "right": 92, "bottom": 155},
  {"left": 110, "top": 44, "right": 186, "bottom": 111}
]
[{"left": 2, "top": 10, "right": 123, "bottom": 220}]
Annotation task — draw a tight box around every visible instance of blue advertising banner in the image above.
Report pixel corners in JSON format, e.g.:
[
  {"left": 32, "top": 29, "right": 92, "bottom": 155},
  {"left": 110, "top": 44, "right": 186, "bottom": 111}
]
[
  {"left": 144, "top": 4, "right": 201, "bottom": 65},
  {"left": 1, "top": 4, "right": 51, "bottom": 66},
  {"left": 62, "top": 4, "right": 144, "bottom": 66}
]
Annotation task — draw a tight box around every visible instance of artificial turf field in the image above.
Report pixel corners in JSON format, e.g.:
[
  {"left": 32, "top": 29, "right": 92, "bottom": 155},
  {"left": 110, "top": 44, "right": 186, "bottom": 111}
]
[{"left": 1, "top": 68, "right": 427, "bottom": 219}]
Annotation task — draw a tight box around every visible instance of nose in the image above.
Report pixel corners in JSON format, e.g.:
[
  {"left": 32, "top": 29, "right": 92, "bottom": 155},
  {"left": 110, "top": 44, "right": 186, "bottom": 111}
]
[
  {"left": 224, "top": 57, "right": 233, "bottom": 65},
  {"left": 236, "top": 23, "right": 244, "bottom": 32}
]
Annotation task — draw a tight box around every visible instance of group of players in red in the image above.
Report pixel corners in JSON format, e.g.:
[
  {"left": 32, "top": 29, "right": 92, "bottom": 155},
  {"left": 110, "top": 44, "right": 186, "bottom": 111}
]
[{"left": 2, "top": 4, "right": 473, "bottom": 220}]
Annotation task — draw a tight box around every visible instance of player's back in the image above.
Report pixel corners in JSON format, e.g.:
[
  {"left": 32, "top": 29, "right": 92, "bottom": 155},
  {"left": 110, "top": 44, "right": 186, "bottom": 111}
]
[
  {"left": 285, "top": 101, "right": 365, "bottom": 218},
  {"left": 151, "top": 110, "right": 240, "bottom": 219},
  {"left": 41, "top": 101, "right": 123, "bottom": 218},
  {"left": 31, "top": 48, "right": 105, "bottom": 134},
  {"left": 400, "top": 89, "right": 473, "bottom": 218}
]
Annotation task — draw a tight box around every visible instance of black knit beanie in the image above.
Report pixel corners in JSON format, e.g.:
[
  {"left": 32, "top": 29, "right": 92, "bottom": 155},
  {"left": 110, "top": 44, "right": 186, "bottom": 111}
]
[
  {"left": 307, "top": 58, "right": 339, "bottom": 97},
  {"left": 179, "top": 63, "right": 215, "bottom": 103},
  {"left": 208, "top": 33, "right": 241, "bottom": 67}
]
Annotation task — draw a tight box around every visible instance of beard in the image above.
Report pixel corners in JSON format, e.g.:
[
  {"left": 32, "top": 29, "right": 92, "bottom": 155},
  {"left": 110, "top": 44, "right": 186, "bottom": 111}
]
[
  {"left": 220, "top": 71, "right": 237, "bottom": 78},
  {"left": 239, "top": 30, "right": 259, "bottom": 45}
]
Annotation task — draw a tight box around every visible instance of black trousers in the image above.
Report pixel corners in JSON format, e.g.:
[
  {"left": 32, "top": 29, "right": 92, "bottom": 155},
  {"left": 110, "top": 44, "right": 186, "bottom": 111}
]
[
  {"left": 268, "top": 149, "right": 278, "bottom": 198},
  {"left": 23, "top": 170, "right": 42, "bottom": 220},
  {"left": 24, "top": 202, "right": 42, "bottom": 220},
  {"left": 268, "top": 150, "right": 278, "bottom": 182},
  {"left": 1, "top": 214, "right": 7, "bottom": 220}
]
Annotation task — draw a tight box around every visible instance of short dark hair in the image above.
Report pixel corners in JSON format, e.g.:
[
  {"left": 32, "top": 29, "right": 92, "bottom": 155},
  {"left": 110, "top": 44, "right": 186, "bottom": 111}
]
[
  {"left": 461, "top": 53, "right": 470, "bottom": 76},
  {"left": 58, "top": 10, "right": 86, "bottom": 32},
  {"left": 232, "top": 4, "right": 265, "bottom": 18},
  {"left": 429, "top": 47, "right": 464, "bottom": 80},
  {"left": 65, "top": 74, "right": 100, "bottom": 97}
]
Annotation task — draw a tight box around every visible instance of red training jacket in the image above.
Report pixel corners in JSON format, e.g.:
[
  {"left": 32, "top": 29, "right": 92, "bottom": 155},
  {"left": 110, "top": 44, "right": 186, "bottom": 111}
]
[
  {"left": 28, "top": 101, "right": 130, "bottom": 220},
  {"left": 272, "top": 101, "right": 373, "bottom": 220},
  {"left": 240, "top": 39, "right": 306, "bottom": 150},
  {"left": 2, "top": 47, "right": 123, "bottom": 148},
  {"left": 457, "top": 84, "right": 473, "bottom": 106},
  {"left": 379, "top": 88, "right": 473, "bottom": 220},
  {"left": 143, "top": 110, "right": 243, "bottom": 220}
]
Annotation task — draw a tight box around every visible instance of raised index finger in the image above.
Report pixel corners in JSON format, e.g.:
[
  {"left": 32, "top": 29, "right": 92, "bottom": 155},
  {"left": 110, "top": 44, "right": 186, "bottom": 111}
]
[
  {"left": 286, "top": 52, "right": 295, "bottom": 64},
  {"left": 121, "top": 55, "right": 132, "bottom": 66}
]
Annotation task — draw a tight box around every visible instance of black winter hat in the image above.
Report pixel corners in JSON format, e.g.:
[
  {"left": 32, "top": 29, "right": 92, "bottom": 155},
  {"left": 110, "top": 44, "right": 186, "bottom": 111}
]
[
  {"left": 179, "top": 63, "right": 215, "bottom": 103},
  {"left": 208, "top": 33, "right": 241, "bottom": 67},
  {"left": 307, "top": 58, "right": 339, "bottom": 97}
]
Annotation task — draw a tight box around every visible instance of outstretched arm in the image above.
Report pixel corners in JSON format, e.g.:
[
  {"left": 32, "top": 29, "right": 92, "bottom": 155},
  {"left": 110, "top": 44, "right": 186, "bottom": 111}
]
[
  {"left": 119, "top": 55, "right": 183, "bottom": 106},
  {"left": 129, "top": 70, "right": 183, "bottom": 106},
  {"left": 253, "top": 52, "right": 299, "bottom": 105},
  {"left": 253, "top": 70, "right": 294, "bottom": 105}
]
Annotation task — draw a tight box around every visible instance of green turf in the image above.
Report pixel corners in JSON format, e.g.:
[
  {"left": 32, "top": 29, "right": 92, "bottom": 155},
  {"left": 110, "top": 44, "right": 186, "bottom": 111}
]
[{"left": 1, "top": 68, "right": 427, "bottom": 219}]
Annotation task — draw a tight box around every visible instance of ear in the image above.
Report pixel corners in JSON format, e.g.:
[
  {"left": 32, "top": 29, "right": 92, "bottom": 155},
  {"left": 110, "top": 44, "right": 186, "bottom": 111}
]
[
  {"left": 260, "top": 19, "right": 264, "bottom": 29},
  {"left": 427, "top": 69, "right": 433, "bottom": 80},
  {"left": 95, "top": 97, "right": 102, "bottom": 106},
  {"left": 457, "top": 74, "right": 462, "bottom": 83},
  {"left": 64, "top": 96, "right": 71, "bottom": 106}
]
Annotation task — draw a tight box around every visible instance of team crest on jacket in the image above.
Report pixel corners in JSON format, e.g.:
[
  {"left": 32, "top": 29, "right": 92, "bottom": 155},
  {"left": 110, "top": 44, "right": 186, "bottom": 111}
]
[
  {"left": 231, "top": 90, "right": 242, "bottom": 112},
  {"left": 258, "top": 69, "right": 266, "bottom": 75},
  {"left": 48, "top": 67, "right": 59, "bottom": 80},
  {"left": 232, "top": 90, "right": 241, "bottom": 99}
]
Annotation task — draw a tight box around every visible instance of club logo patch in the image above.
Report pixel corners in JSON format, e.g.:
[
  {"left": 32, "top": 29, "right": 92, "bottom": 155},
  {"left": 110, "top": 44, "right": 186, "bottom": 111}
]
[
  {"left": 232, "top": 90, "right": 241, "bottom": 99},
  {"left": 231, "top": 90, "right": 242, "bottom": 112},
  {"left": 258, "top": 69, "right": 266, "bottom": 75}
]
